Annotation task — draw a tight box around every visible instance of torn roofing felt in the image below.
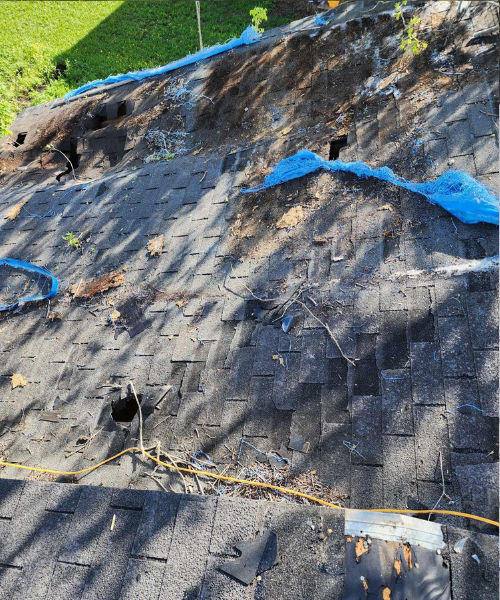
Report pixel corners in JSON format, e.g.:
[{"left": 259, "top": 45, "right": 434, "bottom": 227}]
[{"left": 242, "top": 150, "right": 500, "bottom": 226}]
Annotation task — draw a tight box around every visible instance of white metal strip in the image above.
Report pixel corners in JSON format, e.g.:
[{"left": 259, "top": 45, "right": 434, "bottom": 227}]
[{"left": 344, "top": 510, "right": 445, "bottom": 550}]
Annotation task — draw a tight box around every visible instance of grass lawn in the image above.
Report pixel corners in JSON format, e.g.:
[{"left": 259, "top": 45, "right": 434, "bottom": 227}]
[{"left": 0, "top": 1, "right": 295, "bottom": 136}]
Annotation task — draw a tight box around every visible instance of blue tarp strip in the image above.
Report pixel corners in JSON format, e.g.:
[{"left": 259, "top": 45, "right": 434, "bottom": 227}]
[
  {"left": 65, "top": 25, "right": 260, "bottom": 100},
  {"left": 241, "top": 150, "right": 499, "bottom": 225},
  {"left": 0, "top": 258, "right": 59, "bottom": 311}
]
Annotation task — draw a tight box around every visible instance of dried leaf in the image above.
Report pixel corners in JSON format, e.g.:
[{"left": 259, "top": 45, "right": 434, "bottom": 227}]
[
  {"left": 11, "top": 374, "right": 27, "bottom": 389},
  {"left": 280, "top": 125, "right": 293, "bottom": 136},
  {"left": 362, "top": 577, "right": 369, "bottom": 591},
  {"left": 69, "top": 270, "right": 125, "bottom": 298},
  {"left": 313, "top": 237, "right": 327, "bottom": 245},
  {"left": 403, "top": 544, "right": 413, "bottom": 569},
  {"left": 147, "top": 234, "right": 164, "bottom": 257},
  {"left": 394, "top": 559, "right": 402, "bottom": 576},
  {"left": 5, "top": 199, "right": 28, "bottom": 221},
  {"left": 272, "top": 354, "right": 285, "bottom": 366},
  {"left": 109, "top": 310, "right": 121, "bottom": 323},
  {"left": 355, "top": 537, "right": 369, "bottom": 561},
  {"left": 48, "top": 311, "right": 62, "bottom": 321},
  {"left": 276, "top": 206, "right": 304, "bottom": 229},
  {"left": 176, "top": 299, "right": 188, "bottom": 308},
  {"left": 382, "top": 588, "right": 391, "bottom": 600},
  {"left": 378, "top": 204, "right": 394, "bottom": 212}
]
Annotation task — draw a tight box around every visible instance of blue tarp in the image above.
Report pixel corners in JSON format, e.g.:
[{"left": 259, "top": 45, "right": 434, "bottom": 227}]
[
  {"left": 242, "top": 150, "right": 499, "bottom": 225},
  {"left": 65, "top": 25, "right": 260, "bottom": 100},
  {"left": 0, "top": 258, "right": 59, "bottom": 311}
]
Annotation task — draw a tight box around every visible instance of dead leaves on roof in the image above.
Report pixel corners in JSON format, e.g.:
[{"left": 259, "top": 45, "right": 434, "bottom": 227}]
[
  {"left": 5, "top": 199, "right": 28, "bottom": 221},
  {"left": 147, "top": 235, "right": 164, "bottom": 257},
  {"left": 403, "top": 544, "right": 413, "bottom": 569},
  {"left": 109, "top": 309, "right": 121, "bottom": 324},
  {"left": 69, "top": 271, "right": 125, "bottom": 298},
  {"left": 272, "top": 354, "right": 285, "bottom": 367},
  {"left": 11, "top": 374, "right": 27, "bottom": 389},
  {"left": 394, "top": 558, "right": 402, "bottom": 576},
  {"left": 355, "top": 537, "right": 369, "bottom": 561},
  {"left": 276, "top": 206, "right": 304, "bottom": 229}
]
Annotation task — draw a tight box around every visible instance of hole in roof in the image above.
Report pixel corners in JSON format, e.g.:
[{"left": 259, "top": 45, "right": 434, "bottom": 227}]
[
  {"left": 117, "top": 101, "right": 127, "bottom": 117},
  {"left": 14, "top": 132, "right": 27, "bottom": 147},
  {"left": 329, "top": 136, "right": 348, "bottom": 161},
  {"left": 94, "top": 101, "right": 132, "bottom": 129},
  {"left": 55, "top": 138, "right": 80, "bottom": 181},
  {"left": 111, "top": 387, "right": 142, "bottom": 423}
]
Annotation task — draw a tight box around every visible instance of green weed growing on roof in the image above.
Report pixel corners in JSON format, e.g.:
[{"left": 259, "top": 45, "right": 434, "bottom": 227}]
[{"left": 250, "top": 6, "right": 268, "bottom": 33}]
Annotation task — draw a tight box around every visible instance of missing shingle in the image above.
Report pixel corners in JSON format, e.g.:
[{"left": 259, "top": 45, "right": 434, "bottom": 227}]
[
  {"left": 13, "top": 132, "right": 27, "bottom": 147},
  {"left": 329, "top": 136, "right": 348, "bottom": 160},
  {"left": 55, "top": 138, "right": 80, "bottom": 181},
  {"left": 111, "top": 386, "right": 143, "bottom": 422}
]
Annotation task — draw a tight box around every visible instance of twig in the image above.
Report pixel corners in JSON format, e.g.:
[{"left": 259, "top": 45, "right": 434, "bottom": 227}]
[
  {"left": 165, "top": 452, "right": 188, "bottom": 493},
  {"left": 129, "top": 381, "right": 145, "bottom": 457},
  {"left": 428, "top": 451, "right": 453, "bottom": 520},
  {"left": 294, "top": 299, "right": 356, "bottom": 366},
  {"left": 145, "top": 472, "right": 168, "bottom": 492},
  {"left": 65, "top": 427, "right": 103, "bottom": 459},
  {"left": 152, "top": 415, "right": 171, "bottom": 430},
  {"left": 48, "top": 146, "right": 78, "bottom": 181},
  {"left": 195, "top": 474, "right": 205, "bottom": 495},
  {"left": 479, "top": 110, "right": 498, "bottom": 117},
  {"left": 152, "top": 441, "right": 162, "bottom": 476}
]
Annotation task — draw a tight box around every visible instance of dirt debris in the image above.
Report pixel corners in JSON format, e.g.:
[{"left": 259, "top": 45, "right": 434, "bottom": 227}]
[
  {"left": 147, "top": 234, "right": 164, "bottom": 257},
  {"left": 5, "top": 199, "right": 28, "bottom": 221},
  {"left": 276, "top": 206, "right": 305, "bottom": 229}
]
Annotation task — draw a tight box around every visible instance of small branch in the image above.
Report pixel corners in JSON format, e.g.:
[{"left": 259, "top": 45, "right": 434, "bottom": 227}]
[
  {"left": 165, "top": 452, "right": 189, "bottom": 494},
  {"left": 129, "top": 381, "right": 145, "bottom": 457},
  {"left": 428, "top": 451, "right": 453, "bottom": 520},
  {"left": 48, "top": 146, "right": 77, "bottom": 181},
  {"left": 294, "top": 299, "right": 356, "bottom": 367},
  {"left": 145, "top": 472, "right": 168, "bottom": 492}
]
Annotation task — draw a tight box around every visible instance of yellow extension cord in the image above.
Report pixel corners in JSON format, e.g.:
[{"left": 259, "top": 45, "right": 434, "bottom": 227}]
[{"left": 1, "top": 447, "right": 498, "bottom": 527}]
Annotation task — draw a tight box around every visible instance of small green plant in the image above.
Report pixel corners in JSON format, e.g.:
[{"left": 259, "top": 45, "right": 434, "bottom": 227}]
[
  {"left": 250, "top": 6, "right": 268, "bottom": 33},
  {"left": 394, "top": 1, "right": 427, "bottom": 55},
  {"left": 401, "top": 16, "right": 428, "bottom": 55},
  {"left": 62, "top": 231, "right": 81, "bottom": 250},
  {"left": 394, "top": 0, "right": 407, "bottom": 21}
]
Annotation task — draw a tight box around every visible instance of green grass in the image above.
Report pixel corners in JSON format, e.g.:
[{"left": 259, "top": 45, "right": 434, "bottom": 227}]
[{"left": 0, "top": 1, "right": 294, "bottom": 136}]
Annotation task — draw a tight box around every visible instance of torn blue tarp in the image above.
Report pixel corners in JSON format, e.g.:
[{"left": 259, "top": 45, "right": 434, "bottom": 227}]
[
  {"left": 315, "top": 14, "right": 330, "bottom": 25},
  {"left": 0, "top": 258, "right": 59, "bottom": 311},
  {"left": 65, "top": 25, "right": 260, "bottom": 100},
  {"left": 242, "top": 150, "right": 499, "bottom": 225}
]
